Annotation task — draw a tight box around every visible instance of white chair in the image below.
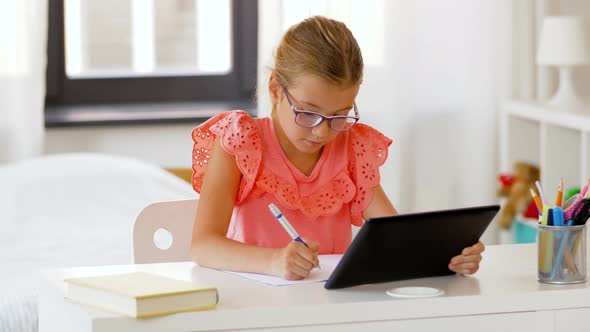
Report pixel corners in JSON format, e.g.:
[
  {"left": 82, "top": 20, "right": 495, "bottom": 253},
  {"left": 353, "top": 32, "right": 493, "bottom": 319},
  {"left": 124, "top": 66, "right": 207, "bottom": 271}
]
[{"left": 133, "top": 199, "right": 198, "bottom": 264}]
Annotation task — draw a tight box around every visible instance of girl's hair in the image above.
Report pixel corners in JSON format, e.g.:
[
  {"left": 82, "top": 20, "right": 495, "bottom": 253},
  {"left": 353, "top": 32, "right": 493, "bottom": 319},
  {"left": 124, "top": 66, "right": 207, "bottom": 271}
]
[{"left": 272, "top": 16, "right": 363, "bottom": 88}]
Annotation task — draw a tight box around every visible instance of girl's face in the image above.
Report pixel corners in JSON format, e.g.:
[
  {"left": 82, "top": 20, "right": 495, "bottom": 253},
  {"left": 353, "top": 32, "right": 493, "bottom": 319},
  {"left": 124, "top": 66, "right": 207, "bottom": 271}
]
[{"left": 270, "top": 74, "right": 360, "bottom": 157}]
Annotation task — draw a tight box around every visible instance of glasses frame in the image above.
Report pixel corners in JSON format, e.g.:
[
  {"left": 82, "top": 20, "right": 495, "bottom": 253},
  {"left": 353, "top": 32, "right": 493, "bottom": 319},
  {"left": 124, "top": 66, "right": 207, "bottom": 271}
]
[{"left": 280, "top": 83, "right": 359, "bottom": 131}]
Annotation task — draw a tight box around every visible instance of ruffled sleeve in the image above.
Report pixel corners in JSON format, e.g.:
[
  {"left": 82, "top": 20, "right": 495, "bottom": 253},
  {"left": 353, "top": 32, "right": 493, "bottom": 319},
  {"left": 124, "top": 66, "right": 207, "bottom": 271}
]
[
  {"left": 191, "top": 111, "right": 261, "bottom": 203},
  {"left": 348, "top": 124, "right": 392, "bottom": 226}
]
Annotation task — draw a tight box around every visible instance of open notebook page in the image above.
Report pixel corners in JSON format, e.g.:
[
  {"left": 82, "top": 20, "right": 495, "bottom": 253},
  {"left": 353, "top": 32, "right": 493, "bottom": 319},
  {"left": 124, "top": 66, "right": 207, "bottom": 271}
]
[{"left": 223, "top": 254, "right": 342, "bottom": 286}]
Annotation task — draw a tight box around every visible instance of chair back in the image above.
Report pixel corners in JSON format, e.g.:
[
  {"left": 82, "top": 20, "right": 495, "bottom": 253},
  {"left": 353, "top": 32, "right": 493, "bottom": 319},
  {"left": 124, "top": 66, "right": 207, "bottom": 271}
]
[{"left": 133, "top": 199, "right": 198, "bottom": 264}]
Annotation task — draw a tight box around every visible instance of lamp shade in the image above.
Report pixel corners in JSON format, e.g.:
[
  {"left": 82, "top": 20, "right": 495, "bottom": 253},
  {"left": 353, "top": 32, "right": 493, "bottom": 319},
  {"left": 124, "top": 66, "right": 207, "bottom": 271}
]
[{"left": 537, "top": 16, "right": 590, "bottom": 66}]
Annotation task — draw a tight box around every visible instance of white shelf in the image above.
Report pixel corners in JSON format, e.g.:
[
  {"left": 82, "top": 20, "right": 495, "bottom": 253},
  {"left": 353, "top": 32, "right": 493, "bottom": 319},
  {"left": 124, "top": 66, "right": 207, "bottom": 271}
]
[
  {"left": 500, "top": 100, "right": 590, "bottom": 197},
  {"left": 503, "top": 100, "right": 590, "bottom": 132}
]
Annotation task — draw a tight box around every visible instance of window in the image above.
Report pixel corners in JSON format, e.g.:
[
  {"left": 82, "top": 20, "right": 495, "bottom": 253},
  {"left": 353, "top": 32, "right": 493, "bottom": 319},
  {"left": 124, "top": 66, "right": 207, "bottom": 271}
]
[{"left": 46, "top": 0, "right": 257, "bottom": 106}]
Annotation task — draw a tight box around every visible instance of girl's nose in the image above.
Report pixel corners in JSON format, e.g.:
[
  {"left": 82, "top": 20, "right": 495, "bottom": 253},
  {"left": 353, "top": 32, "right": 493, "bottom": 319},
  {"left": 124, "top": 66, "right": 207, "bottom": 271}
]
[{"left": 311, "top": 119, "right": 331, "bottom": 138}]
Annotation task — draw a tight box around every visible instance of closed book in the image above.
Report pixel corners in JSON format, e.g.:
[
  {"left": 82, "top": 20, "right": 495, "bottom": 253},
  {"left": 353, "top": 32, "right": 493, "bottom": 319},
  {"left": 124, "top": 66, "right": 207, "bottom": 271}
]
[{"left": 64, "top": 272, "right": 218, "bottom": 318}]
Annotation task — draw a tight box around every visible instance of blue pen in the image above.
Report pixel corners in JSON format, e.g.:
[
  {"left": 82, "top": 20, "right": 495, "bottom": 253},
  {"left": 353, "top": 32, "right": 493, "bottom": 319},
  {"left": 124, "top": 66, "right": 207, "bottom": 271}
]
[
  {"left": 551, "top": 235, "right": 568, "bottom": 280},
  {"left": 550, "top": 207, "right": 568, "bottom": 279},
  {"left": 268, "top": 203, "right": 309, "bottom": 247},
  {"left": 553, "top": 207, "right": 564, "bottom": 227},
  {"left": 268, "top": 203, "right": 321, "bottom": 269}
]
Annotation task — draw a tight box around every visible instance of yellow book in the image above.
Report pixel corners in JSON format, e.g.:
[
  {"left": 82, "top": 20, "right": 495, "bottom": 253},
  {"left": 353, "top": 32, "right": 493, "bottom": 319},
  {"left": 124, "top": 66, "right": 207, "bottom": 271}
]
[{"left": 64, "top": 272, "right": 218, "bottom": 318}]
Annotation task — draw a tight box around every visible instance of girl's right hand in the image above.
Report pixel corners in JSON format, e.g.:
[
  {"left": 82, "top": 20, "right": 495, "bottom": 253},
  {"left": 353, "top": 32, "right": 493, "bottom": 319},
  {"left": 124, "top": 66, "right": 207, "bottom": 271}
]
[{"left": 271, "top": 238, "right": 320, "bottom": 280}]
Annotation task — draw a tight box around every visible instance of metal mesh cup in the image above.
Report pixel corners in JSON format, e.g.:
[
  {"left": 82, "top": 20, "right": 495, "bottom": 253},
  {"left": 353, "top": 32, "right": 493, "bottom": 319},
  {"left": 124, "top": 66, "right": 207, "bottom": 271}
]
[{"left": 538, "top": 224, "right": 586, "bottom": 284}]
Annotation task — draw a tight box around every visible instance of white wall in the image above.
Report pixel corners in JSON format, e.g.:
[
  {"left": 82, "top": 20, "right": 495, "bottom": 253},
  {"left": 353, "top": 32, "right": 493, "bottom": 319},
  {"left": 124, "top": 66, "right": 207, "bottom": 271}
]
[{"left": 45, "top": 123, "right": 197, "bottom": 168}]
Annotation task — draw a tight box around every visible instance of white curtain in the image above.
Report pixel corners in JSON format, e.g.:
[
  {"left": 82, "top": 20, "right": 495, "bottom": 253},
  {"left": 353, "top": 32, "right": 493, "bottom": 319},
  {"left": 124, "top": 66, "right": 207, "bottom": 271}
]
[{"left": 0, "top": 0, "right": 47, "bottom": 163}]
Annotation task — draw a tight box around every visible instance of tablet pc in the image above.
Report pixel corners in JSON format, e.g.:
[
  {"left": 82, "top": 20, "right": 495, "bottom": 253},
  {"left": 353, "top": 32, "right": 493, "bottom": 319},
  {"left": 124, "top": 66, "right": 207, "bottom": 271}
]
[{"left": 324, "top": 204, "right": 500, "bottom": 289}]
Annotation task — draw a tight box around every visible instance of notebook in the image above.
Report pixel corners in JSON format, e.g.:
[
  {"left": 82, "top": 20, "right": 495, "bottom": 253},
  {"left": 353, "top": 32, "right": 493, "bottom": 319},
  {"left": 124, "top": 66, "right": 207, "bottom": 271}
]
[
  {"left": 324, "top": 205, "right": 500, "bottom": 289},
  {"left": 224, "top": 254, "right": 343, "bottom": 286},
  {"left": 64, "top": 272, "right": 218, "bottom": 318}
]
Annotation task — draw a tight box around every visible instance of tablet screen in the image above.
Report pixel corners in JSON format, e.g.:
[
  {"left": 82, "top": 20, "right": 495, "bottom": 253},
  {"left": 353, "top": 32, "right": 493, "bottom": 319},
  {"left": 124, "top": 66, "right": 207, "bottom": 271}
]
[{"left": 324, "top": 205, "right": 500, "bottom": 289}]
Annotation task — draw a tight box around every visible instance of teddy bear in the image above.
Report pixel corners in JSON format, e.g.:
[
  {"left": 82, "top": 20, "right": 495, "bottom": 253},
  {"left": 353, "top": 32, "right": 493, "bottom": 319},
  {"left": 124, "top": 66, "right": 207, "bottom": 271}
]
[{"left": 496, "top": 162, "right": 541, "bottom": 229}]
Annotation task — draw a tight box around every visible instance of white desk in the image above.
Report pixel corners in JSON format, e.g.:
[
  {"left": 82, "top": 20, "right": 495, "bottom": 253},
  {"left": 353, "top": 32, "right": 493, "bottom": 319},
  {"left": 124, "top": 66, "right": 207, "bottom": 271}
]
[{"left": 39, "top": 244, "right": 590, "bottom": 332}]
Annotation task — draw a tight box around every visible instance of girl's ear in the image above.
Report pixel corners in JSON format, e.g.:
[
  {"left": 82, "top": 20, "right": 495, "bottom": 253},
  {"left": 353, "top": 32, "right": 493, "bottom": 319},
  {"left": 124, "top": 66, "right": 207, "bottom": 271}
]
[{"left": 268, "top": 74, "right": 281, "bottom": 106}]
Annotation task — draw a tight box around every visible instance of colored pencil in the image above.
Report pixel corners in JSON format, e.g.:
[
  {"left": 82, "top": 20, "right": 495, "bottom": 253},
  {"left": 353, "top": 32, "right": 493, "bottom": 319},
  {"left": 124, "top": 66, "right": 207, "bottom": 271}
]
[
  {"left": 555, "top": 178, "right": 563, "bottom": 208},
  {"left": 535, "top": 181, "right": 547, "bottom": 205},
  {"left": 581, "top": 178, "right": 590, "bottom": 198},
  {"left": 530, "top": 188, "right": 543, "bottom": 216}
]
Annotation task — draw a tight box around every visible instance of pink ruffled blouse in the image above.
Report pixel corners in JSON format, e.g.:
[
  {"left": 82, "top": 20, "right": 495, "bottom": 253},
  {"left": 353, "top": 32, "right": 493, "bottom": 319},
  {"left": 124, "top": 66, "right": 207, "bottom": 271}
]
[{"left": 192, "top": 111, "right": 392, "bottom": 254}]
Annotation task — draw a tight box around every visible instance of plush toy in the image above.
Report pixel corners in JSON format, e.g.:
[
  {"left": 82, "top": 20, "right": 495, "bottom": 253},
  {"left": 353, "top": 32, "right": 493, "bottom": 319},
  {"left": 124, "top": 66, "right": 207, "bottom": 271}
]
[{"left": 496, "top": 162, "right": 541, "bottom": 229}]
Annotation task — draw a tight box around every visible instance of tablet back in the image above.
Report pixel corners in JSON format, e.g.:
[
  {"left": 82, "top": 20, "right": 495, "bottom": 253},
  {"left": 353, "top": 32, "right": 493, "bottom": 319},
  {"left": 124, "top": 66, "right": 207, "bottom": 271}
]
[{"left": 324, "top": 205, "right": 500, "bottom": 289}]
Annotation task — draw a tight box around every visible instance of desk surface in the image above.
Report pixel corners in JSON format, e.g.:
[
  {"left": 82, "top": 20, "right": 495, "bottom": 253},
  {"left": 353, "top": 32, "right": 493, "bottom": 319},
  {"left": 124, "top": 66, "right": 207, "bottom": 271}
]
[{"left": 39, "top": 244, "right": 590, "bottom": 332}]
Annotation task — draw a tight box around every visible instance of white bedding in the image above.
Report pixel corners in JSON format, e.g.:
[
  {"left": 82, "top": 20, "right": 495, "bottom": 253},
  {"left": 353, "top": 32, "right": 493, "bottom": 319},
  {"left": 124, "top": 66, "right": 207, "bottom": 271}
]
[{"left": 0, "top": 153, "right": 196, "bottom": 332}]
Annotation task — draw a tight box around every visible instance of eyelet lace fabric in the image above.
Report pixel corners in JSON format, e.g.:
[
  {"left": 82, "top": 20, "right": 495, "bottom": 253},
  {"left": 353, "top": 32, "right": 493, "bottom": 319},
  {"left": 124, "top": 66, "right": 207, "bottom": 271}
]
[
  {"left": 347, "top": 124, "right": 391, "bottom": 225},
  {"left": 191, "top": 111, "right": 261, "bottom": 202},
  {"left": 191, "top": 111, "right": 392, "bottom": 226},
  {"left": 255, "top": 167, "right": 356, "bottom": 219}
]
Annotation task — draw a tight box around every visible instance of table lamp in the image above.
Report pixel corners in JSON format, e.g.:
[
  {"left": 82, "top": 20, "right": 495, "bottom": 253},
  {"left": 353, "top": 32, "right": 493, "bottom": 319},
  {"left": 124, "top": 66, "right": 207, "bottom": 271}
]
[{"left": 537, "top": 16, "right": 590, "bottom": 111}]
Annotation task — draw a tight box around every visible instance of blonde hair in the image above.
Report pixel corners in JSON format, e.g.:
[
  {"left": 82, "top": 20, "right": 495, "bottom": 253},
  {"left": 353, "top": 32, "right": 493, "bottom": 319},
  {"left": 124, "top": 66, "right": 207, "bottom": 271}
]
[{"left": 272, "top": 16, "right": 363, "bottom": 88}]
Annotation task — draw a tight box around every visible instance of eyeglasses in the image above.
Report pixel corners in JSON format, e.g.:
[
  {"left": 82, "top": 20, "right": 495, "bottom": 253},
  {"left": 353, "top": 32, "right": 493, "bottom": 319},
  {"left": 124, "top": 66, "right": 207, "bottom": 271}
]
[{"left": 280, "top": 84, "right": 359, "bottom": 132}]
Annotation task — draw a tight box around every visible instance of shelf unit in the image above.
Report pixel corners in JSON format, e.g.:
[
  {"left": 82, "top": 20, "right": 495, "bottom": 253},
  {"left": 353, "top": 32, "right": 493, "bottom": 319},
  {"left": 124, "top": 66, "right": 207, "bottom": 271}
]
[{"left": 500, "top": 100, "right": 590, "bottom": 196}]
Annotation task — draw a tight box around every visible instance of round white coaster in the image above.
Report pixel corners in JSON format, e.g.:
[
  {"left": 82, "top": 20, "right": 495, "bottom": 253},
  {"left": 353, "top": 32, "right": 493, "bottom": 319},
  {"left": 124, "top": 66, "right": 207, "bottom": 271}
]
[{"left": 386, "top": 287, "right": 444, "bottom": 298}]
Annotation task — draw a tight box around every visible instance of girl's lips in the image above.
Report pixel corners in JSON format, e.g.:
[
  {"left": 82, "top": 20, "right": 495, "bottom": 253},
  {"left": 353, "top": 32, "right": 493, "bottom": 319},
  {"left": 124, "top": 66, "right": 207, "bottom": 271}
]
[{"left": 305, "top": 139, "right": 324, "bottom": 146}]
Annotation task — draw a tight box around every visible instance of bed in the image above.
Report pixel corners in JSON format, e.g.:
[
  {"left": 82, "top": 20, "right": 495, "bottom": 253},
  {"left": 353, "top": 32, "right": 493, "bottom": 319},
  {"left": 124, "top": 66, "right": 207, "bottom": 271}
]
[{"left": 0, "top": 153, "right": 196, "bottom": 331}]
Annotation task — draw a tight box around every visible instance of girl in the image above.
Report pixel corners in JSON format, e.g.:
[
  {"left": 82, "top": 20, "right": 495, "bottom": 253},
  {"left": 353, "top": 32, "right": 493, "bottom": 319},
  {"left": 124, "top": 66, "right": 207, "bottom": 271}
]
[{"left": 191, "top": 16, "right": 484, "bottom": 280}]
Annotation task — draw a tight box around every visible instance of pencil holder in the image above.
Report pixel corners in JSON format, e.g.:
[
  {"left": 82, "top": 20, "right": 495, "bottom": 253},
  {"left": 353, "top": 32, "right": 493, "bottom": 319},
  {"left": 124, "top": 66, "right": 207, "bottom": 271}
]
[{"left": 538, "top": 224, "right": 586, "bottom": 284}]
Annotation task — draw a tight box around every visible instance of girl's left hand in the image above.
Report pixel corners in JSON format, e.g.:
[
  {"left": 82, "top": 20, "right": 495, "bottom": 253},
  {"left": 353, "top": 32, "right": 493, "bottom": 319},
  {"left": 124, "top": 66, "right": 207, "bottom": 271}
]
[{"left": 448, "top": 241, "right": 485, "bottom": 275}]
